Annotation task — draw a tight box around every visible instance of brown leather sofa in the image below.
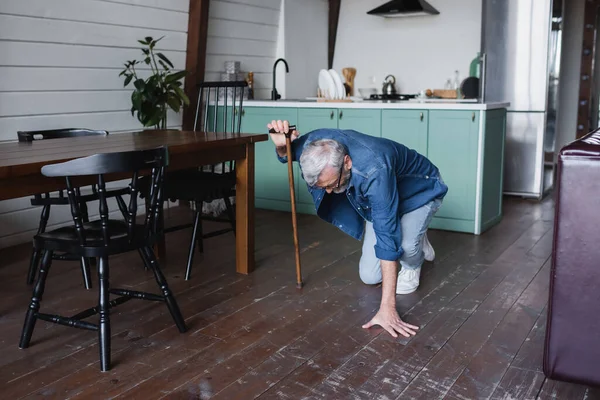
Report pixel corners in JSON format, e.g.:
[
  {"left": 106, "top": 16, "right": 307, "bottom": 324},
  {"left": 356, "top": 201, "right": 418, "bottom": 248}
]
[{"left": 544, "top": 128, "right": 600, "bottom": 387}]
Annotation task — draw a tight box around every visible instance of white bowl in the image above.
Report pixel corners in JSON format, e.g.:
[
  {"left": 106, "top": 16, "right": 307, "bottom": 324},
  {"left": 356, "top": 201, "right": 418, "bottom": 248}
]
[{"left": 358, "top": 88, "right": 377, "bottom": 98}]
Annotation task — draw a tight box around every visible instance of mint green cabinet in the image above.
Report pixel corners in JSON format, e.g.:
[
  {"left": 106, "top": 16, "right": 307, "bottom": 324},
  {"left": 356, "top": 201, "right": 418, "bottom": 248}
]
[
  {"left": 337, "top": 109, "right": 381, "bottom": 137},
  {"left": 381, "top": 110, "right": 428, "bottom": 155},
  {"left": 298, "top": 108, "right": 338, "bottom": 132},
  {"left": 240, "top": 106, "right": 298, "bottom": 212},
  {"left": 241, "top": 104, "right": 507, "bottom": 235},
  {"left": 427, "top": 110, "right": 479, "bottom": 232}
]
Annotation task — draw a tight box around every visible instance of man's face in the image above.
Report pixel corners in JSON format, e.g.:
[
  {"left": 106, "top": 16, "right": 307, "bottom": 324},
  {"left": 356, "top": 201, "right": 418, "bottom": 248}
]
[{"left": 316, "top": 156, "right": 352, "bottom": 194}]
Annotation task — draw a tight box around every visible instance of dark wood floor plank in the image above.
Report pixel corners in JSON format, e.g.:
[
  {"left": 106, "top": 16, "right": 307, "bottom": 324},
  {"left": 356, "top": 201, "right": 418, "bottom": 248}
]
[
  {"left": 394, "top": 221, "right": 553, "bottom": 399},
  {"left": 537, "top": 378, "right": 588, "bottom": 400},
  {"left": 444, "top": 258, "right": 552, "bottom": 400},
  {"left": 112, "top": 254, "right": 362, "bottom": 399},
  {"left": 490, "top": 367, "right": 546, "bottom": 400}
]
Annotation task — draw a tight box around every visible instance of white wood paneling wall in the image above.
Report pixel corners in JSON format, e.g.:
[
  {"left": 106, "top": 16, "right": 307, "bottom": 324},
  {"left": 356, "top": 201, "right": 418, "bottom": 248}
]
[
  {"left": 0, "top": 0, "right": 189, "bottom": 248},
  {"left": 205, "top": 0, "right": 281, "bottom": 99}
]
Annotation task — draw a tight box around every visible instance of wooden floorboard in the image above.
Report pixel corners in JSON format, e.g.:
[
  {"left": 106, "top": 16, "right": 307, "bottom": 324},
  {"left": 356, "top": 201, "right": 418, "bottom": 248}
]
[{"left": 0, "top": 197, "right": 598, "bottom": 399}]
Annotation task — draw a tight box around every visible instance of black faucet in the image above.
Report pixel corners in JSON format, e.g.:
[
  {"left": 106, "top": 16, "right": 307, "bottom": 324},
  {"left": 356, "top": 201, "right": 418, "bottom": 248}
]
[{"left": 272, "top": 58, "right": 289, "bottom": 100}]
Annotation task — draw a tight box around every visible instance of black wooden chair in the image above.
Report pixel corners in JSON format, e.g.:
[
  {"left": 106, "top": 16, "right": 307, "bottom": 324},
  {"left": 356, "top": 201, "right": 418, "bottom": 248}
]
[
  {"left": 18, "top": 146, "right": 187, "bottom": 372},
  {"left": 18, "top": 129, "right": 130, "bottom": 289},
  {"left": 141, "top": 81, "right": 247, "bottom": 280}
]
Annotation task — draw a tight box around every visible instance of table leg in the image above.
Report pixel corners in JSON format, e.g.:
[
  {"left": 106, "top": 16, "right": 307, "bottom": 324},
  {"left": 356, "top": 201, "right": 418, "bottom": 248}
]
[{"left": 235, "top": 143, "right": 255, "bottom": 274}]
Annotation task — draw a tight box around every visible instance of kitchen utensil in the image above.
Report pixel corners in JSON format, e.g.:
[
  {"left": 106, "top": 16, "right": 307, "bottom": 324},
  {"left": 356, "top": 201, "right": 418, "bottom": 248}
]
[
  {"left": 382, "top": 74, "right": 397, "bottom": 95},
  {"left": 342, "top": 67, "right": 356, "bottom": 96},
  {"left": 460, "top": 76, "right": 479, "bottom": 99},
  {"left": 268, "top": 124, "right": 303, "bottom": 289},
  {"left": 318, "top": 69, "right": 337, "bottom": 99},
  {"left": 328, "top": 69, "right": 345, "bottom": 100}
]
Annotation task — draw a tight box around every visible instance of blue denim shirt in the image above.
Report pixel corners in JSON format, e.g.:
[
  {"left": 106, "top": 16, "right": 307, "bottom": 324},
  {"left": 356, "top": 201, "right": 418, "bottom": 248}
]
[{"left": 277, "top": 128, "right": 448, "bottom": 261}]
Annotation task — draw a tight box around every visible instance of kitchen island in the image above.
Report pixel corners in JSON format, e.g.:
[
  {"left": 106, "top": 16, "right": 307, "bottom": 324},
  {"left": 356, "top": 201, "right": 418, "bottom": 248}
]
[{"left": 235, "top": 99, "right": 509, "bottom": 235}]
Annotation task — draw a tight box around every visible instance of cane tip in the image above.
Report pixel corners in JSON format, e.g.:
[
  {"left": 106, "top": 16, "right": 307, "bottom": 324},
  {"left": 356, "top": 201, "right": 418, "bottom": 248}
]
[{"left": 296, "top": 281, "right": 304, "bottom": 289}]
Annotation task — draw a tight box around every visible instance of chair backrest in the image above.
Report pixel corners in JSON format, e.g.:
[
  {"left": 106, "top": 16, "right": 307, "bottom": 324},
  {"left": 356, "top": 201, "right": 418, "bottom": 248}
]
[
  {"left": 41, "top": 147, "right": 169, "bottom": 246},
  {"left": 193, "top": 80, "right": 248, "bottom": 175},
  {"left": 18, "top": 128, "right": 109, "bottom": 200},
  {"left": 17, "top": 128, "right": 108, "bottom": 142}
]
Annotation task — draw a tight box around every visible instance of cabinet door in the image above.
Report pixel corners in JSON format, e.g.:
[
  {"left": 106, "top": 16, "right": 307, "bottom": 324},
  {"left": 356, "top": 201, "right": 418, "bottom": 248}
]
[
  {"left": 428, "top": 110, "right": 479, "bottom": 222},
  {"left": 381, "top": 110, "right": 428, "bottom": 155},
  {"left": 295, "top": 108, "right": 338, "bottom": 208},
  {"left": 240, "top": 107, "right": 298, "bottom": 211},
  {"left": 297, "top": 107, "right": 338, "bottom": 133},
  {"left": 337, "top": 109, "right": 381, "bottom": 137}
]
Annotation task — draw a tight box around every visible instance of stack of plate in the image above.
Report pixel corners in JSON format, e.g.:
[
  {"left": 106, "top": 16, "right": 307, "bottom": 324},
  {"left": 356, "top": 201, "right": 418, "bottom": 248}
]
[{"left": 318, "top": 69, "right": 346, "bottom": 100}]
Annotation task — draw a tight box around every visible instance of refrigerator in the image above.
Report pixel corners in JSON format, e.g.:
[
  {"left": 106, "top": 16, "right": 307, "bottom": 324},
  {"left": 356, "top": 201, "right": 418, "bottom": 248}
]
[{"left": 480, "top": 0, "right": 562, "bottom": 199}]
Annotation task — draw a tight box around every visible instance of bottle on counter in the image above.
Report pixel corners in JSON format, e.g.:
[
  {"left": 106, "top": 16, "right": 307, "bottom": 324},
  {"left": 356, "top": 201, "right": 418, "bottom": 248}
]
[
  {"left": 247, "top": 71, "right": 254, "bottom": 99},
  {"left": 453, "top": 70, "right": 462, "bottom": 99}
]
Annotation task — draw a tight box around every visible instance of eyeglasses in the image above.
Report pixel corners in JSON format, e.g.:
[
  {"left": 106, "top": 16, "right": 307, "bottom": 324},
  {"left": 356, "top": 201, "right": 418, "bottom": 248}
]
[{"left": 318, "top": 164, "right": 344, "bottom": 191}]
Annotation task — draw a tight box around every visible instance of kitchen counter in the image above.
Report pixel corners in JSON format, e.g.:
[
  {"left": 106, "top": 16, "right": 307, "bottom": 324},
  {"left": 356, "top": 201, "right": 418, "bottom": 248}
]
[{"left": 242, "top": 99, "right": 510, "bottom": 111}]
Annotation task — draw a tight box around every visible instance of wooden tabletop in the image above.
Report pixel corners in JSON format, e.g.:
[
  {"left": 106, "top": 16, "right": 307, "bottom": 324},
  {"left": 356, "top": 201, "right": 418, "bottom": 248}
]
[{"left": 0, "top": 130, "right": 269, "bottom": 180}]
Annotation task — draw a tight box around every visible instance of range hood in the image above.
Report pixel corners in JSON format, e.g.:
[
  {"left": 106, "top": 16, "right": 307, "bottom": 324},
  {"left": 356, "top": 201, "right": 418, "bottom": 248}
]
[{"left": 367, "top": 0, "right": 440, "bottom": 17}]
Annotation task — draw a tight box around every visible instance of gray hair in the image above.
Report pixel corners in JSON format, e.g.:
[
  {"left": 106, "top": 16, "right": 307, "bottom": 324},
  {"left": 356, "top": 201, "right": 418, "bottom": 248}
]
[{"left": 299, "top": 139, "right": 347, "bottom": 186}]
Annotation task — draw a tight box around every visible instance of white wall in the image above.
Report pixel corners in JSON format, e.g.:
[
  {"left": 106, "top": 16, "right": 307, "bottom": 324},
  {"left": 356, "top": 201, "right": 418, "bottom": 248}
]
[
  {"left": 0, "top": 0, "right": 189, "bottom": 248},
  {"left": 333, "top": 0, "right": 482, "bottom": 95},
  {"left": 204, "top": 0, "right": 281, "bottom": 99},
  {"left": 556, "top": 0, "right": 585, "bottom": 155}
]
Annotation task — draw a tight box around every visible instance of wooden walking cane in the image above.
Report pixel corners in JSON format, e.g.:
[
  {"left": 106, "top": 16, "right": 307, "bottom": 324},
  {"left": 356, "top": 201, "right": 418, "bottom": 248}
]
[{"left": 270, "top": 125, "right": 303, "bottom": 289}]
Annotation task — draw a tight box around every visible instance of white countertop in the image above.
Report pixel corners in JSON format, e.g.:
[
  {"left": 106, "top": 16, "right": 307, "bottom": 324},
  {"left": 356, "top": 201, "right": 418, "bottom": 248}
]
[{"left": 242, "top": 99, "right": 510, "bottom": 111}]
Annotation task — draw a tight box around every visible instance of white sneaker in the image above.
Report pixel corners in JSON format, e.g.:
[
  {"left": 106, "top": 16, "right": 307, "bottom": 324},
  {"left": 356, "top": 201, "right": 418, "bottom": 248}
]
[
  {"left": 396, "top": 267, "right": 421, "bottom": 294},
  {"left": 422, "top": 233, "right": 435, "bottom": 262}
]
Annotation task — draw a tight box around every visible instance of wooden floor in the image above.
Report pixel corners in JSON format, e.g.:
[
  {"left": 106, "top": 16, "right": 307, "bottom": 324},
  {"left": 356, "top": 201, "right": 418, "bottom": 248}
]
[{"left": 1, "top": 196, "right": 599, "bottom": 399}]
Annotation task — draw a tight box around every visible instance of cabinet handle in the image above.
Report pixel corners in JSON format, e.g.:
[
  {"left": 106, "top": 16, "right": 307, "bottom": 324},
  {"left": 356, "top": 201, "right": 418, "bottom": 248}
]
[
  {"left": 330, "top": 110, "right": 334, "bottom": 119},
  {"left": 420, "top": 112, "right": 423, "bottom": 121},
  {"left": 339, "top": 110, "right": 343, "bottom": 119},
  {"left": 472, "top": 112, "right": 475, "bottom": 122}
]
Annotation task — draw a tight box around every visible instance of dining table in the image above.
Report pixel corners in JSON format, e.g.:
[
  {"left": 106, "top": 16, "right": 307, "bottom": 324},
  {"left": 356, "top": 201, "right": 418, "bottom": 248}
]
[{"left": 0, "top": 129, "right": 269, "bottom": 274}]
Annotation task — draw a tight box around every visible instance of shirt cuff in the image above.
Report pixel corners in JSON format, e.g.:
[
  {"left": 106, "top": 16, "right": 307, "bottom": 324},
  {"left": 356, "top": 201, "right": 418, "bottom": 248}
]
[
  {"left": 374, "top": 245, "right": 403, "bottom": 262},
  {"left": 275, "top": 148, "right": 287, "bottom": 163}
]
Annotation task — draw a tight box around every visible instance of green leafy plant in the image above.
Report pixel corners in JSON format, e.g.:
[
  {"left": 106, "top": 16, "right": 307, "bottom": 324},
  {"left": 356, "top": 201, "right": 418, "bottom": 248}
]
[{"left": 120, "top": 36, "right": 190, "bottom": 129}]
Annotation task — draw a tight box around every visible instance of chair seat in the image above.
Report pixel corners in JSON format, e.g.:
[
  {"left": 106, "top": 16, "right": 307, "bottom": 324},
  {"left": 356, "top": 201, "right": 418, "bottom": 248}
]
[
  {"left": 30, "top": 186, "right": 130, "bottom": 206},
  {"left": 34, "top": 219, "right": 152, "bottom": 257}
]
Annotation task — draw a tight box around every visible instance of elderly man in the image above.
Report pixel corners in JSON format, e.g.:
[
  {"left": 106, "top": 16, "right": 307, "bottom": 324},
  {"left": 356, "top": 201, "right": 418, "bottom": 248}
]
[{"left": 267, "top": 120, "right": 448, "bottom": 338}]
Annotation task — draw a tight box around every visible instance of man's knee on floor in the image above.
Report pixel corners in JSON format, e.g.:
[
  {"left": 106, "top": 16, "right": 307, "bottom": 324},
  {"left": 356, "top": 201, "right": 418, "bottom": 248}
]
[{"left": 358, "top": 259, "right": 382, "bottom": 285}]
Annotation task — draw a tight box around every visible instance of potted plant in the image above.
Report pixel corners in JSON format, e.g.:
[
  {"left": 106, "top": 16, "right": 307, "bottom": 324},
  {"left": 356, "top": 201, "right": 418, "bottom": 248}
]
[{"left": 120, "top": 36, "right": 189, "bottom": 129}]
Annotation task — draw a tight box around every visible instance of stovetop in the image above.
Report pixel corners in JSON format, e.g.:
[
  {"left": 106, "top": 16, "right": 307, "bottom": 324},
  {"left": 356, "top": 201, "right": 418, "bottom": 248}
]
[{"left": 366, "top": 94, "right": 417, "bottom": 101}]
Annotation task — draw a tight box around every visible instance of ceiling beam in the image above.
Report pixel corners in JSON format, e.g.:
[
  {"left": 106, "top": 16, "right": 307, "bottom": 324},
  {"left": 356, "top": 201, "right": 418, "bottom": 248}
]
[{"left": 328, "top": 0, "right": 341, "bottom": 69}]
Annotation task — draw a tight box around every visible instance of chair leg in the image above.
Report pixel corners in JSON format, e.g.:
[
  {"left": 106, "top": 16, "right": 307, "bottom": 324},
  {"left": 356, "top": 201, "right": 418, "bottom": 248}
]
[
  {"left": 185, "top": 211, "right": 202, "bottom": 281},
  {"left": 138, "top": 249, "right": 150, "bottom": 271},
  {"left": 80, "top": 257, "right": 92, "bottom": 290},
  {"left": 27, "top": 205, "right": 51, "bottom": 285},
  {"left": 195, "top": 202, "right": 204, "bottom": 254},
  {"left": 223, "top": 195, "right": 236, "bottom": 236},
  {"left": 97, "top": 257, "right": 111, "bottom": 372},
  {"left": 20, "top": 250, "right": 53, "bottom": 349},
  {"left": 143, "top": 246, "right": 187, "bottom": 333}
]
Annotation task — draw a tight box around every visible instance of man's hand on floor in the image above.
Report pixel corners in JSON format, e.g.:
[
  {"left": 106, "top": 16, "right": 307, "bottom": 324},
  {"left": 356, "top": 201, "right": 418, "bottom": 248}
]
[{"left": 362, "top": 305, "right": 419, "bottom": 338}]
